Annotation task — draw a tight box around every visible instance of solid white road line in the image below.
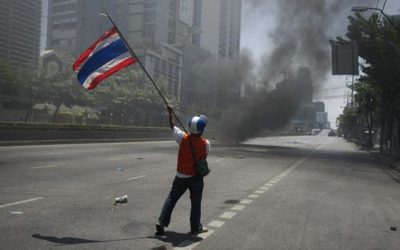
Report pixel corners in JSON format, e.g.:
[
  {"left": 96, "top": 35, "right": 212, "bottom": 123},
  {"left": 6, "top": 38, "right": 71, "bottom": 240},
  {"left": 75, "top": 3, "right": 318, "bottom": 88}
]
[
  {"left": 0, "top": 197, "right": 43, "bottom": 209},
  {"left": 31, "top": 164, "right": 58, "bottom": 169},
  {"left": 126, "top": 175, "right": 146, "bottom": 181}
]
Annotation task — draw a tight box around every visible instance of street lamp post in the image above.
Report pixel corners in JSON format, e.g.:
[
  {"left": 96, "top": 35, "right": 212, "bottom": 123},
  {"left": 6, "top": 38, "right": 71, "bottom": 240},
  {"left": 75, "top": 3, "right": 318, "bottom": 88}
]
[{"left": 351, "top": 6, "right": 400, "bottom": 33}]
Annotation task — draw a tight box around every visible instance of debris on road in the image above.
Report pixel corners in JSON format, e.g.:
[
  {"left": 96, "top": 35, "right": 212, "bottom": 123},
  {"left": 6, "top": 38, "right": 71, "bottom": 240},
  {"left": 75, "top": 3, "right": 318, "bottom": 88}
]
[{"left": 113, "top": 195, "right": 128, "bottom": 205}]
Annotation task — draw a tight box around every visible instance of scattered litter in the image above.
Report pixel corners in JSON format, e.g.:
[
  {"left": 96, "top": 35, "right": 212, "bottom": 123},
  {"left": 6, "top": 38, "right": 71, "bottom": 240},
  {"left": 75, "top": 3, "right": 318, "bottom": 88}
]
[
  {"left": 137, "top": 157, "right": 143, "bottom": 160},
  {"left": 116, "top": 167, "right": 124, "bottom": 171},
  {"left": 10, "top": 211, "right": 23, "bottom": 215},
  {"left": 390, "top": 226, "right": 397, "bottom": 231},
  {"left": 113, "top": 195, "right": 128, "bottom": 205}
]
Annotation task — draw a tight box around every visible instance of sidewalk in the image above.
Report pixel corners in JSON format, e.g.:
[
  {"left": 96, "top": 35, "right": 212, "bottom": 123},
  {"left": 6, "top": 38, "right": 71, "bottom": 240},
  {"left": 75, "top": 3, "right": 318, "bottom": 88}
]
[{"left": 370, "top": 151, "right": 400, "bottom": 173}]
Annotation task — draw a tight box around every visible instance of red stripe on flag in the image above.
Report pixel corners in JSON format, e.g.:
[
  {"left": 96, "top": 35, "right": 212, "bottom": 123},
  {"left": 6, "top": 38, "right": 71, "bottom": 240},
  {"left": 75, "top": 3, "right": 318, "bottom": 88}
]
[
  {"left": 87, "top": 57, "right": 136, "bottom": 90},
  {"left": 73, "top": 27, "right": 118, "bottom": 72}
]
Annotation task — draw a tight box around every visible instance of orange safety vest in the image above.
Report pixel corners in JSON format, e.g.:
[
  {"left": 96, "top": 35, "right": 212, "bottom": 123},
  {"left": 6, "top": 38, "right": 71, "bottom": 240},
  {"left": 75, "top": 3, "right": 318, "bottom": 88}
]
[{"left": 177, "top": 134, "right": 208, "bottom": 176}]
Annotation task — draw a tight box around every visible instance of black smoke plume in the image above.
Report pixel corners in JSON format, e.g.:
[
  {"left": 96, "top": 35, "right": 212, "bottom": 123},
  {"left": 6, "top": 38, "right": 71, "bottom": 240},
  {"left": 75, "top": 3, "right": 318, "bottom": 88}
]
[{"left": 217, "top": 0, "right": 368, "bottom": 142}]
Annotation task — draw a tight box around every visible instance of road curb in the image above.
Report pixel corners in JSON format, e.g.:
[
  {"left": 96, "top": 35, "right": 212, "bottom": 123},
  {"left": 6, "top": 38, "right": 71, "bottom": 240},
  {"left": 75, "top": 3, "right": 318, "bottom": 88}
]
[
  {"left": 0, "top": 138, "right": 173, "bottom": 146},
  {"left": 0, "top": 138, "right": 222, "bottom": 147}
]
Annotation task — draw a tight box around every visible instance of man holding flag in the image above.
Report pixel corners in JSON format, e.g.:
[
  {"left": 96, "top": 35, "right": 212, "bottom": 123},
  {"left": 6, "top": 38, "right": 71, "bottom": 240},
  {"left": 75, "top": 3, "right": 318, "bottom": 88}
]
[
  {"left": 156, "top": 106, "right": 210, "bottom": 236},
  {"left": 72, "top": 13, "right": 210, "bottom": 236}
]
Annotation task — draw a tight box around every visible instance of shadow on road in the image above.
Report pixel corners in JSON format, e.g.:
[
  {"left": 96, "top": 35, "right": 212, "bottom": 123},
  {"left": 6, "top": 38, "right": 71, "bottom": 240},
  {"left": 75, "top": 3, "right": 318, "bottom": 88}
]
[
  {"left": 32, "top": 234, "right": 141, "bottom": 246},
  {"left": 148, "top": 231, "right": 202, "bottom": 247}
]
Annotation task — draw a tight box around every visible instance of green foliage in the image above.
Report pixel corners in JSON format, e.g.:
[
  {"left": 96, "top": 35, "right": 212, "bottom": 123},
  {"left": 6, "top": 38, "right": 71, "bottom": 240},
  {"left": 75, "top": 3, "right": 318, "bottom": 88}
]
[
  {"left": 0, "top": 59, "right": 38, "bottom": 96},
  {"left": 0, "top": 121, "right": 168, "bottom": 132},
  {"left": 91, "top": 67, "right": 176, "bottom": 125},
  {"left": 337, "top": 106, "right": 358, "bottom": 135},
  {"left": 337, "top": 12, "right": 400, "bottom": 151},
  {"left": 0, "top": 55, "right": 176, "bottom": 127}
]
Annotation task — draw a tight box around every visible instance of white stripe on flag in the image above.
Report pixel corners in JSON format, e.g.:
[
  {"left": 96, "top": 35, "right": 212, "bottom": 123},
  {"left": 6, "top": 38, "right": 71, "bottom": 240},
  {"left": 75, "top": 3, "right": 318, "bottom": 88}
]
[
  {"left": 77, "top": 33, "right": 121, "bottom": 72},
  {"left": 82, "top": 52, "right": 132, "bottom": 89}
]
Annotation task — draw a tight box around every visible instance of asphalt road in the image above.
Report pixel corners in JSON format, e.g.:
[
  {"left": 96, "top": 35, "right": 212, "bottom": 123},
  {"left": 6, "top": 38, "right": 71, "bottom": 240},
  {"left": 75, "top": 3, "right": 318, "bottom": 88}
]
[{"left": 0, "top": 131, "right": 399, "bottom": 250}]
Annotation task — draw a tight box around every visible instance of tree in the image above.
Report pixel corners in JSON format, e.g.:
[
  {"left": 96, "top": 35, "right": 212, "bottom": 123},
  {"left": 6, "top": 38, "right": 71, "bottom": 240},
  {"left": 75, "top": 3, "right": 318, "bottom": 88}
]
[
  {"left": 337, "top": 106, "right": 358, "bottom": 138},
  {"left": 40, "top": 70, "right": 94, "bottom": 122},
  {"left": 354, "top": 78, "right": 377, "bottom": 147},
  {"left": 0, "top": 60, "right": 43, "bottom": 121},
  {"left": 92, "top": 67, "right": 176, "bottom": 126},
  {"left": 337, "top": 13, "right": 400, "bottom": 156}
]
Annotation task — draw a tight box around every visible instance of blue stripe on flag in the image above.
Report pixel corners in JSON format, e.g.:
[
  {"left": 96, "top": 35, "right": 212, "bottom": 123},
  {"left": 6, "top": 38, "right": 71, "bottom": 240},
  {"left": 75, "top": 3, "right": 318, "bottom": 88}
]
[{"left": 77, "top": 39, "right": 128, "bottom": 84}]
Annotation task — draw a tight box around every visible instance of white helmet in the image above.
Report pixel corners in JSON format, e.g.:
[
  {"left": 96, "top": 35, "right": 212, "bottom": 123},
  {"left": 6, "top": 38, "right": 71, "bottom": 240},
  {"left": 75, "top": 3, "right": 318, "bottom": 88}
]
[{"left": 188, "top": 115, "right": 208, "bottom": 135}]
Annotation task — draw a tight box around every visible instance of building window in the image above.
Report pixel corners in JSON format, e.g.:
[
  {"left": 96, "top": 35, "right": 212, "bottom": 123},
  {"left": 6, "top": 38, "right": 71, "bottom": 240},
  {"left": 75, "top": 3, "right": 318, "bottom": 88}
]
[
  {"left": 52, "top": 3, "right": 77, "bottom": 13},
  {"left": 144, "top": 10, "right": 156, "bottom": 22},
  {"left": 144, "top": 24, "right": 155, "bottom": 39}
]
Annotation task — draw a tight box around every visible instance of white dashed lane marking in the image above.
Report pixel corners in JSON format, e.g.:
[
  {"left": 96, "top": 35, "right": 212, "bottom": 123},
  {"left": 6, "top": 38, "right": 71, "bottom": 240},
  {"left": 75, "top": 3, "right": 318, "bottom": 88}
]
[
  {"left": 173, "top": 140, "right": 330, "bottom": 250},
  {"left": 108, "top": 157, "right": 125, "bottom": 161},
  {"left": 219, "top": 211, "right": 237, "bottom": 219},
  {"left": 174, "top": 229, "right": 215, "bottom": 250},
  {"left": 31, "top": 164, "right": 58, "bottom": 169},
  {"left": 231, "top": 204, "right": 246, "bottom": 211},
  {"left": 208, "top": 220, "right": 225, "bottom": 228},
  {"left": 248, "top": 194, "right": 259, "bottom": 199},
  {"left": 0, "top": 197, "right": 43, "bottom": 209},
  {"left": 240, "top": 199, "right": 253, "bottom": 205},
  {"left": 126, "top": 175, "right": 146, "bottom": 181}
]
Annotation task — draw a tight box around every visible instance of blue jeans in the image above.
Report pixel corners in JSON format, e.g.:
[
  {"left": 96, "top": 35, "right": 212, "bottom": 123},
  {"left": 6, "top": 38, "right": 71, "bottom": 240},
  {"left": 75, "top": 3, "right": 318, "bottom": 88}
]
[{"left": 158, "top": 176, "right": 204, "bottom": 232}]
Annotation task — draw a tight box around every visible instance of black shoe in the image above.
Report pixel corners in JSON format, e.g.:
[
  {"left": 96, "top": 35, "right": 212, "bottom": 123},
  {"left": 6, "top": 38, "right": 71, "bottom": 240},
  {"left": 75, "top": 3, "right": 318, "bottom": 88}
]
[
  {"left": 189, "top": 224, "right": 208, "bottom": 235},
  {"left": 155, "top": 223, "right": 165, "bottom": 236}
]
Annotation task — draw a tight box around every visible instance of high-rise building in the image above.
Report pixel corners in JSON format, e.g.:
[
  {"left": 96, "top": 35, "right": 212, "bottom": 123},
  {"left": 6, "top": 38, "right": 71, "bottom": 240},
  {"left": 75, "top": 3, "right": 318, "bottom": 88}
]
[
  {"left": 0, "top": 0, "right": 42, "bottom": 67},
  {"left": 125, "top": 0, "right": 183, "bottom": 99},
  {"left": 47, "top": 0, "right": 125, "bottom": 56},
  {"left": 195, "top": 0, "right": 242, "bottom": 60}
]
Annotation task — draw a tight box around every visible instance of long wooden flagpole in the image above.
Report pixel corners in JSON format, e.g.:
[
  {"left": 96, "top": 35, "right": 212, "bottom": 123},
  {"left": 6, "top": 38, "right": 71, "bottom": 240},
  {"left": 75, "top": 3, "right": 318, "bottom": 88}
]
[{"left": 101, "top": 13, "right": 187, "bottom": 132}]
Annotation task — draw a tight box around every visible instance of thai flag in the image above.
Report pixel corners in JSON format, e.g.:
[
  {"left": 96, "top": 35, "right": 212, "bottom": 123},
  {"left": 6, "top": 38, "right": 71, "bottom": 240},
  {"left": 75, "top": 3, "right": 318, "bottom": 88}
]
[{"left": 72, "top": 27, "right": 136, "bottom": 90}]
